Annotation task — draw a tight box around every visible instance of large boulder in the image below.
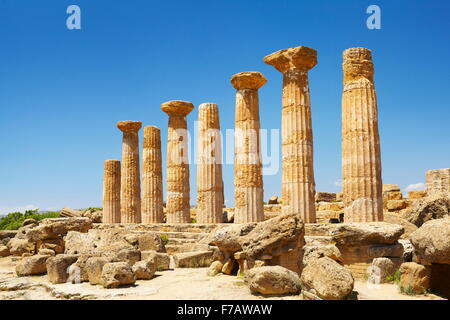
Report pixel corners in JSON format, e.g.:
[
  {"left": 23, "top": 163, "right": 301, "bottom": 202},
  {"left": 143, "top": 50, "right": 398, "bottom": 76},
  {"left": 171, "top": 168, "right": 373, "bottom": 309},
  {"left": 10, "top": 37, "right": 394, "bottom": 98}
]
[
  {"left": 173, "top": 251, "right": 214, "bottom": 268},
  {"left": 244, "top": 266, "right": 300, "bottom": 295},
  {"left": 300, "top": 257, "right": 354, "bottom": 300},
  {"left": 101, "top": 262, "right": 136, "bottom": 288},
  {"left": 111, "top": 249, "right": 141, "bottom": 266},
  {"left": 209, "top": 223, "right": 257, "bottom": 254},
  {"left": 401, "top": 194, "right": 450, "bottom": 227},
  {"left": 24, "top": 217, "right": 92, "bottom": 242},
  {"left": 330, "top": 222, "right": 404, "bottom": 246},
  {"left": 141, "top": 250, "right": 171, "bottom": 271},
  {"left": 7, "top": 238, "right": 35, "bottom": 256},
  {"left": 410, "top": 218, "right": 450, "bottom": 264},
  {"left": 46, "top": 254, "right": 79, "bottom": 284},
  {"left": 85, "top": 257, "right": 109, "bottom": 285},
  {"left": 15, "top": 254, "right": 50, "bottom": 276},
  {"left": 384, "top": 213, "right": 418, "bottom": 239},
  {"left": 132, "top": 258, "right": 156, "bottom": 280},
  {"left": 399, "top": 262, "right": 431, "bottom": 294},
  {"left": 207, "top": 261, "right": 224, "bottom": 277},
  {"left": 368, "top": 257, "right": 402, "bottom": 284},
  {"left": 303, "top": 244, "right": 342, "bottom": 266}
]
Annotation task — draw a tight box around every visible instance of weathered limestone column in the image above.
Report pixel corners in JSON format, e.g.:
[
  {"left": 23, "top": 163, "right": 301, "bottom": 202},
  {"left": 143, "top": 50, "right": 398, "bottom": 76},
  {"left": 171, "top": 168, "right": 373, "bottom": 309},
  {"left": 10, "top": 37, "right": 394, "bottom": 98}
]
[
  {"left": 426, "top": 168, "right": 450, "bottom": 195},
  {"left": 341, "top": 47, "right": 383, "bottom": 222},
  {"left": 231, "top": 72, "right": 266, "bottom": 223},
  {"left": 117, "top": 121, "right": 142, "bottom": 223},
  {"left": 142, "top": 126, "right": 164, "bottom": 223},
  {"left": 162, "top": 100, "right": 194, "bottom": 223},
  {"left": 196, "top": 103, "right": 224, "bottom": 223},
  {"left": 103, "top": 160, "right": 121, "bottom": 223},
  {"left": 264, "top": 46, "right": 317, "bottom": 223}
]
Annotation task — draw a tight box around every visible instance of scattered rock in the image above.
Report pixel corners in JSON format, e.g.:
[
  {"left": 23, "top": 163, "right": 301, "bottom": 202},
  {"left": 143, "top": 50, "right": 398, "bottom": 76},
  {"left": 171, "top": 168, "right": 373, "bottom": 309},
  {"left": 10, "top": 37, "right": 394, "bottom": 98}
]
[
  {"left": 141, "top": 251, "right": 171, "bottom": 271},
  {"left": 0, "top": 245, "right": 10, "bottom": 257},
  {"left": 408, "top": 190, "right": 427, "bottom": 200},
  {"left": 268, "top": 196, "right": 279, "bottom": 204},
  {"left": 207, "top": 261, "right": 224, "bottom": 277},
  {"left": 410, "top": 219, "right": 450, "bottom": 264},
  {"left": 330, "top": 222, "right": 404, "bottom": 246},
  {"left": 38, "top": 248, "right": 56, "bottom": 256},
  {"left": 86, "top": 257, "right": 109, "bottom": 285},
  {"left": 101, "top": 262, "right": 136, "bottom": 288},
  {"left": 24, "top": 217, "right": 92, "bottom": 242},
  {"left": 398, "top": 239, "right": 414, "bottom": 262},
  {"left": 300, "top": 257, "right": 354, "bottom": 300},
  {"left": 383, "top": 184, "right": 401, "bottom": 192},
  {"left": 112, "top": 249, "right": 141, "bottom": 266},
  {"left": 399, "top": 262, "right": 431, "bottom": 294},
  {"left": 368, "top": 257, "right": 401, "bottom": 284},
  {"left": 137, "top": 233, "right": 165, "bottom": 252},
  {"left": 132, "top": 259, "right": 156, "bottom": 280},
  {"left": 82, "top": 209, "right": 102, "bottom": 223},
  {"left": 401, "top": 194, "right": 450, "bottom": 227},
  {"left": 46, "top": 254, "right": 79, "bottom": 284},
  {"left": 244, "top": 266, "right": 300, "bottom": 295},
  {"left": 386, "top": 200, "right": 408, "bottom": 211},
  {"left": 383, "top": 213, "right": 418, "bottom": 239},
  {"left": 315, "top": 192, "right": 336, "bottom": 202},
  {"left": 221, "top": 257, "right": 238, "bottom": 275},
  {"left": 22, "top": 218, "right": 38, "bottom": 227},
  {"left": 7, "top": 238, "right": 35, "bottom": 256},
  {"left": 173, "top": 251, "right": 214, "bottom": 268},
  {"left": 303, "top": 244, "right": 342, "bottom": 266},
  {"left": 16, "top": 254, "right": 50, "bottom": 276}
]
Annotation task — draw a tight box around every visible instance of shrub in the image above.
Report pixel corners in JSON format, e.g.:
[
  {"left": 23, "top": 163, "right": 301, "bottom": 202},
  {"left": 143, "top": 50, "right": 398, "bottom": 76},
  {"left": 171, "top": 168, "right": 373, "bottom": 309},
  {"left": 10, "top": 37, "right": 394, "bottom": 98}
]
[
  {"left": 0, "top": 209, "right": 60, "bottom": 230},
  {"left": 160, "top": 234, "right": 169, "bottom": 245},
  {"left": 386, "top": 269, "right": 401, "bottom": 283}
]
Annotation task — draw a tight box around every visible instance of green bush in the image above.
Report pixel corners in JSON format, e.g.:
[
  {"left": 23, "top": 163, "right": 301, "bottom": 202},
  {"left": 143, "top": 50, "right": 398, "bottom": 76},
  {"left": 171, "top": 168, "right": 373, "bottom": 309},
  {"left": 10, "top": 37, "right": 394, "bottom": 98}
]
[
  {"left": 386, "top": 269, "right": 401, "bottom": 283},
  {"left": 0, "top": 209, "right": 60, "bottom": 230},
  {"left": 160, "top": 233, "right": 169, "bottom": 245}
]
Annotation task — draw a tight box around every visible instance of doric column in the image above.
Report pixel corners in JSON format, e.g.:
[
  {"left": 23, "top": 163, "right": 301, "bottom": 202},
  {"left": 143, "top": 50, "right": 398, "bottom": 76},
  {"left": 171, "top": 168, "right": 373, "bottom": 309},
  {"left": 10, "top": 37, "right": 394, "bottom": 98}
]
[
  {"left": 264, "top": 46, "right": 317, "bottom": 223},
  {"left": 103, "top": 160, "right": 121, "bottom": 223},
  {"left": 142, "top": 126, "right": 164, "bottom": 223},
  {"left": 117, "top": 121, "right": 142, "bottom": 223},
  {"left": 196, "top": 103, "right": 224, "bottom": 223},
  {"left": 426, "top": 168, "right": 450, "bottom": 195},
  {"left": 162, "top": 100, "right": 194, "bottom": 223},
  {"left": 231, "top": 72, "right": 266, "bottom": 223},
  {"left": 341, "top": 47, "right": 383, "bottom": 222}
]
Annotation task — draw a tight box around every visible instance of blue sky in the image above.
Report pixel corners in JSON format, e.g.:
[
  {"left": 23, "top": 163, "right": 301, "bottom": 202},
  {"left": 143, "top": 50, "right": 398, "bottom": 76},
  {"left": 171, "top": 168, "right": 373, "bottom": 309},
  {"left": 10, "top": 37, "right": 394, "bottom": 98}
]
[{"left": 0, "top": 0, "right": 449, "bottom": 213}]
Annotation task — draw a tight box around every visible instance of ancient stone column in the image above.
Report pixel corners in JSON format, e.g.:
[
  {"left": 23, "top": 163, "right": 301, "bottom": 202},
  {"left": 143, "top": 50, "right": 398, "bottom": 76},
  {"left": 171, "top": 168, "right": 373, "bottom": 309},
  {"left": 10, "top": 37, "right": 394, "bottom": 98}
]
[
  {"left": 426, "top": 168, "right": 450, "bottom": 195},
  {"left": 231, "top": 72, "right": 266, "bottom": 223},
  {"left": 264, "top": 46, "right": 317, "bottom": 223},
  {"left": 117, "top": 121, "right": 142, "bottom": 223},
  {"left": 162, "top": 100, "right": 194, "bottom": 224},
  {"left": 103, "top": 160, "right": 121, "bottom": 223},
  {"left": 341, "top": 47, "right": 383, "bottom": 222},
  {"left": 142, "top": 126, "right": 164, "bottom": 223},
  {"left": 196, "top": 103, "right": 224, "bottom": 223}
]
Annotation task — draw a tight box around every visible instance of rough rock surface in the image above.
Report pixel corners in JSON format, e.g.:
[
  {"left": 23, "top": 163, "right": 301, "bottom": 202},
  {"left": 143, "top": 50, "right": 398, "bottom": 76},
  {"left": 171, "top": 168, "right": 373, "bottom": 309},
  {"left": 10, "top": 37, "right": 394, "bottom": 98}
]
[
  {"left": 410, "top": 219, "right": 450, "bottom": 264},
  {"left": 401, "top": 194, "right": 450, "bottom": 227},
  {"left": 46, "top": 254, "right": 79, "bottom": 284},
  {"left": 399, "top": 262, "right": 431, "bottom": 294},
  {"left": 141, "top": 251, "right": 171, "bottom": 271},
  {"left": 300, "top": 257, "right": 354, "bottom": 300},
  {"left": 101, "top": 262, "right": 136, "bottom": 288},
  {"left": 207, "top": 261, "right": 224, "bottom": 277},
  {"left": 16, "top": 255, "right": 50, "bottom": 276},
  {"left": 132, "top": 259, "right": 156, "bottom": 280},
  {"left": 0, "top": 245, "right": 10, "bottom": 257},
  {"left": 173, "top": 251, "right": 214, "bottom": 268},
  {"left": 86, "top": 257, "right": 109, "bottom": 285},
  {"left": 383, "top": 213, "right": 418, "bottom": 239},
  {"left": 330, "top": 222, "right": 404, "bottom": 246},
  {"left": 244, "top": 266, "right": 300, "bottom": 295},
  {"left": 368, "top": 257, "right": 401, "bottom": 284},
  {"left": 303, "top": 244, "right": 342, "bottom": 266}
]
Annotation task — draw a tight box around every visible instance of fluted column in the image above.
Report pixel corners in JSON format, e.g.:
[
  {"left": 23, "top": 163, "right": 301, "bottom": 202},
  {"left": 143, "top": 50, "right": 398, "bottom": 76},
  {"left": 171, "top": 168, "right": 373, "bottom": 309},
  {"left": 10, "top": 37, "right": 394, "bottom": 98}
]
[
  {"left": 103, "top": 160, "right": 121, "bottom": 223},
  {"left": 426, "top": 168, "right": 450, "bottom": 195},
  {"left": 341, "top": 47, "right": 383, "bottom": 222},
  {"left": 162, "top": 100, "right": 194, "bottom": 224},
  {"left": 117, "top": 121, "right": 142, "bottom": 223},
  {"left": 231, "top": 72, "right": 266, "bottom": 223},
  {"left": 264, "top": 46, "right": 317, "bottom": 223},
  {"left": 197, "top": 103, "right": 224, "bottom": 223},
  {"left": 142, "top": 126, "right": 164, "bottom": 223}
]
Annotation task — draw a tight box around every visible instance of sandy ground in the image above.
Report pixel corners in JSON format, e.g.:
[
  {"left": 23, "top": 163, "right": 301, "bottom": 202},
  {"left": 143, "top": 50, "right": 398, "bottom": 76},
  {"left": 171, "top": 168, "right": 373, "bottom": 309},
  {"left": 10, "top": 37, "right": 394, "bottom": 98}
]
[{"left": 0, "top": 257, "right": 445, "bottom": 300}]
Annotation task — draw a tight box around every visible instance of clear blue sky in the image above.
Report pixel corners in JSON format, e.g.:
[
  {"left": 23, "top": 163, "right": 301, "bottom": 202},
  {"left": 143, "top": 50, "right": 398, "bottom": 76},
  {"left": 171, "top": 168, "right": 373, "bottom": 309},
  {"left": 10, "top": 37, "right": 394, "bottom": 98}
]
[{"left": 0, "top": 0, "right": 449, "bottom": 213}]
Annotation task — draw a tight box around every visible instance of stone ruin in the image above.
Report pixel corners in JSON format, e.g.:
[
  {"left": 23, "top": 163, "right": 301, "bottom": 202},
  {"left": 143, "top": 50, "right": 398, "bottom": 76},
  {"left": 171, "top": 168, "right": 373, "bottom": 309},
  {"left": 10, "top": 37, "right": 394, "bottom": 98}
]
[{"left": 1, "top": 45, "right": 449, "bottom": 300}]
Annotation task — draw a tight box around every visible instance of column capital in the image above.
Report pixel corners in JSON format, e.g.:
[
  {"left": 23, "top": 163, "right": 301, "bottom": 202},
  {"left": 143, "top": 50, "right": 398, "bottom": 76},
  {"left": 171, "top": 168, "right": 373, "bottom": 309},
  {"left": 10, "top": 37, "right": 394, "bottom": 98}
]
[
  {"left": 264, "top": 46, "right": 317, "bottom": 73},
  {"left": 117, "top": 120, "right": 142, "bottom": 133},
  {"left": 343, "top": 47, "right": 374, "bottom": 84},
  {"left": 161, "top": 100, "right": 194, "bottom": 117},
  {"left": 230, "top": 71, "right": 267, "bottom": 90}
]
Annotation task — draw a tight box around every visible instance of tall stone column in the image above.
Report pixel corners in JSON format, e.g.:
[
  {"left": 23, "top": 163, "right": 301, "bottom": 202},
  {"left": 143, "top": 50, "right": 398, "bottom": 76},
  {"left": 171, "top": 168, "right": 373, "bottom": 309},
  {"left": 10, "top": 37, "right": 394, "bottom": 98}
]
[
  {"left": 341, "top": 47, "right": 383, "bottom": 222},
  {"left": 103, "top": 160, "right": 121, "bottom": 223},
  {"left": 426, "top": 168, "right": 450, "bottom": 195},
  {"left": 264, "top": 46, "right": 317, "bottom": 223},
  {"left": 196, "top": 103, "right": 224, "bottom": 223},
  {"left": 142, "top": 126, "right": 164, "bottom": 223},
  {"left": 162, "top": 100, "right": 194, "bottom": 224},
  {"left": 117, "top": 121, "right": 142, "bottom": 223},
  {"left": 231, "top": 72, "right": 266, "bottom": 223}
]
